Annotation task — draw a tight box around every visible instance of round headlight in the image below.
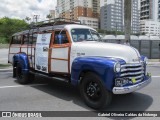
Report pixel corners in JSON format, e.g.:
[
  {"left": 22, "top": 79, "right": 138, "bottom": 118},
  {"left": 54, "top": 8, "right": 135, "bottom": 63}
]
[
  {"left": 144, "top": 57, "right": 148, "bottom": 64},
  {"left": 114, "top": 62, "right": 121, "bottom": 73}
]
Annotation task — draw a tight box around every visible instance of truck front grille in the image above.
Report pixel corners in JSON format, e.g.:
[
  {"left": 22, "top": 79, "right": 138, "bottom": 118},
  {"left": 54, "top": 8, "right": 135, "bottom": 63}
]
[{"left": 120, "top": 63, "right": 145, "bottom": 83}]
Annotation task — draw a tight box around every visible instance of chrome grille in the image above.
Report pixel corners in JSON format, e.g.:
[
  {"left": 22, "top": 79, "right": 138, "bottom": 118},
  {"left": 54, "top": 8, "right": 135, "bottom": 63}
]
[{"left": 120, "top": 63, "right": 145, "bottom": 83}]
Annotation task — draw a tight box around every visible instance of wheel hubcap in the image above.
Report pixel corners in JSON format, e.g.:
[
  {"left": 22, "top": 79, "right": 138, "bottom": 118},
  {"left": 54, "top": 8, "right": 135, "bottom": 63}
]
[{"left": 86, "top": 82, "right": 101, "bottom": 101}]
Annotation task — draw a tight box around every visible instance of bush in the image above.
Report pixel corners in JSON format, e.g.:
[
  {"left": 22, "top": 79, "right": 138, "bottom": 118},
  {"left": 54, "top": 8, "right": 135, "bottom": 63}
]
[{"left": 0, "top": 36, "right": 8, "bottom": 44}]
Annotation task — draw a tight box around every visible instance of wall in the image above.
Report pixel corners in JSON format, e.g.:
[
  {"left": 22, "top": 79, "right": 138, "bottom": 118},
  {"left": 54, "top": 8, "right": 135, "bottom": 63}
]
[{"left": 101, "top": 39, "right": 160, "bottom": 59}]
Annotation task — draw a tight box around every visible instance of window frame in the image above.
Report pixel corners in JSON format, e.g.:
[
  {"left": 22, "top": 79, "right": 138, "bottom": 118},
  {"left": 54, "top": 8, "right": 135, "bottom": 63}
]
[
  {"left": 70, "top": 28, "right": 101, "bottom": 42},
  {"left": 51, "top": 30, "right": 71, "bottom": 48}
]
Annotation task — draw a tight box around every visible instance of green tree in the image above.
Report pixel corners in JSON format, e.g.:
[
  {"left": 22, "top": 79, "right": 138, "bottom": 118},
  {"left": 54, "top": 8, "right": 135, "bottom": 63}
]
[
  {"left": 97, "top": 29, "right": 125, "bottom": 35},
  {"left": 46, "top": 14, "right": 52, "bottom": 22},
  {"left": 25, "top": 16, "right": 31, "bottom": 24},
  {"left": 0, "top": 17, "right": 29, "bottom": 43}
]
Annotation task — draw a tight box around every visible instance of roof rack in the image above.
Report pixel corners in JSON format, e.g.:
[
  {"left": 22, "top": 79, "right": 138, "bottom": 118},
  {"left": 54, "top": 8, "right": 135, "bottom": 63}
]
[{"left": 30, "top": 18, "right": 81, "bottom": 28}]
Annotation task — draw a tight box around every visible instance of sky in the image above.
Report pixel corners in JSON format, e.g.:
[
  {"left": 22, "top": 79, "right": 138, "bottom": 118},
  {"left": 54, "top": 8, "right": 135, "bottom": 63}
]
[{"left": 0, "top": 0, "right": 57, "bottom": 21}]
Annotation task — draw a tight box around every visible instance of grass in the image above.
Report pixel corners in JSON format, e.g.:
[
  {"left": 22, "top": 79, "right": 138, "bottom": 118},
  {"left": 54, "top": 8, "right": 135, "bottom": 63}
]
[{"left": 0, "top": 64, "right": 11, "bottom": 69}]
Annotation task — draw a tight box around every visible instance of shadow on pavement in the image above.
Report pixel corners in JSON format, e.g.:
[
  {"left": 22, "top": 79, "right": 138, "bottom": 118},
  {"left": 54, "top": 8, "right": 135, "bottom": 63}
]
[{"left": 14, "top": 75, "right": 153, "bottom": 119}]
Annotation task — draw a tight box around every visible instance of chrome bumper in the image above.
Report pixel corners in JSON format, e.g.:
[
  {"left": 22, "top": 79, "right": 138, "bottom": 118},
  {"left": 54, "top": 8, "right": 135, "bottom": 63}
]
[{"left": 112, "top": 77, "right": 151, "bottom": 94}]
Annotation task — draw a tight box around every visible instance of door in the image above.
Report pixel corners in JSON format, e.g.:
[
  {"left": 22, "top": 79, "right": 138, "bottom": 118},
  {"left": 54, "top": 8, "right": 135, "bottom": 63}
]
[
  {"left": 49, "top": 30, "right": 71, "bottom": 73},
  {"left": 35, "top": 33, "right": 52, "bottom": 73}
]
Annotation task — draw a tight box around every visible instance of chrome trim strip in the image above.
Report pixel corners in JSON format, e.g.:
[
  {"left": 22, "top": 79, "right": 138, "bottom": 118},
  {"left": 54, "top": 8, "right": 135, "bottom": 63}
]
[
  {"left": 121, "top": 67, "right": 144, "bottom": 72},
  {"left": 112, "top": 77, "right": 151, "bottom": 94},
  {"left": 136, "top": 78, "right": 143, "bottom": 81},
  {"left": 121, "top": 63, "right": 142, "bottom": 67},
  {"left": 128, "top": 74, "right": 144, "bottom": 80},
  {"left": 120, "top": 71, "right": 144, "bottom": 77}
]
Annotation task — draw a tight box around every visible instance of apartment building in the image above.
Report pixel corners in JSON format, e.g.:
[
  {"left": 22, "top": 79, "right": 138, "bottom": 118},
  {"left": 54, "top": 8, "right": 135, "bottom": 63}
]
[
  {"left": 50, "top": 10, "right": 55, "bottom": 19},
  {"left": 140, "top": 20, "right": 160, "bottom": 36},
  {"left": 56, "top": 0, "right": 100, "bottom": 29},
  {"left": 140, "top": 0, "right": 159, "bottom": 20},
  {"left": 140, "top": 0, "right": 160, "bottom": 36},
  {"left": 100, "top": 0, "right": 140, "bottom": 34},
  {"left": 100, "top": 0, "right": 124, "bottom": 32}
]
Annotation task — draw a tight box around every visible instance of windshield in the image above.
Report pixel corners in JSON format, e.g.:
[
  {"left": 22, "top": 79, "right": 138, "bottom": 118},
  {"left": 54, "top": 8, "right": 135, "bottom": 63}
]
[{"left": 71, "top": 29, "right": 101, "bottom": 42}]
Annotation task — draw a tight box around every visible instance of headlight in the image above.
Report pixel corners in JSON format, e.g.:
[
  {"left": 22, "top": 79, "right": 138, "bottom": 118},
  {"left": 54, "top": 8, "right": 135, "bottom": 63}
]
[
  {"left": 144, "top": 57, "right": 148, "bottom": 64},
  {"left": 114, "top": 62, "right": 121, "bottom": 73}
]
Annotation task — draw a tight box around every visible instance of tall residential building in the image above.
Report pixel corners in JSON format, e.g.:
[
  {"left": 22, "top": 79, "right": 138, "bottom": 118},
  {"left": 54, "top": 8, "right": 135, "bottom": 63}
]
[
  {"left": 131, "top": 0, "right": 140, "bottom": 34},
  {"left": 56, "top": 0, "right": 100, "bottom": 29},
  {"left": 140, "top": 0, "right": 159, "bottom": 21},
  {"left": 100, "top": 0, "right": 124, "bottom": 32},
  {"left": 140, "top": 0, "right": 160, "bottom": 36},
  {"left": 100, "top": 0, "right": 140, "bottom": 34},
  {"left": 158, "top": 0, "right": 160, "bottom": 20},
  {"left": 100, "top": 0, "right": 107, "bottom": 7},
  {"left": 50, "top": 10, "right": 55, "bottom": 19}
]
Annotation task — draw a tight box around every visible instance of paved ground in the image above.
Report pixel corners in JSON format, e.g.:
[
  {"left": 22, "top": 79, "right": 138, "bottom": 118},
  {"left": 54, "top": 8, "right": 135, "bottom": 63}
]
[
  {"left": 0, "top": 66, "right": 159, "bottom": 120},
  {"left": 0, "top": 49, "right": 160, "bottom": 119}
]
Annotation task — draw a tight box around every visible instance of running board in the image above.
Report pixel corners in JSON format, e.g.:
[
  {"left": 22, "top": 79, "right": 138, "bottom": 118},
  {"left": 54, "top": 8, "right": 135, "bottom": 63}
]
[
  {"left": 51, "top": 76, "right": 69, "bottom": 82},
  {"left": 30, "top": 71, "right": 70, "bottom": 83}
]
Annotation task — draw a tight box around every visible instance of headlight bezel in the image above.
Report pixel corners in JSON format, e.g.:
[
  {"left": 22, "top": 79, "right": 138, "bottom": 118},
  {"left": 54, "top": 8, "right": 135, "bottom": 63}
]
[
  {"left": 114, "top": 62, "right": 121, "bottom": 73},
  {"left": 144, "top": 57, "right": 148, "bottom": 65}
]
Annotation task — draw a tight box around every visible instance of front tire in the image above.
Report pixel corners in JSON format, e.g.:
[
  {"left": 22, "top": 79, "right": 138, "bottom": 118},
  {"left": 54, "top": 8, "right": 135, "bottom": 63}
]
[
  {"left": 16, "top": 63, "right": 32, "bottom": 84},
  {"left": 80, "top": 72, "right": 112, "bottom": 109}
]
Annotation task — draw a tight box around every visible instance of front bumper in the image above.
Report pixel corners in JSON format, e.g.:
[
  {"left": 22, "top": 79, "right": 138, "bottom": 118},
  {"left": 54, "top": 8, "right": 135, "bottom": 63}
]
[{"left": 112, "top": 76, "right": 151, "bottom": 94}]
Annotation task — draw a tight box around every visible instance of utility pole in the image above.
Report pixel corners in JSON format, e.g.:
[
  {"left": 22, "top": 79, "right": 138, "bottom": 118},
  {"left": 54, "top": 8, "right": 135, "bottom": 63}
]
[{"left": 124, "top": 0, "right": 132, "bottom": 43}]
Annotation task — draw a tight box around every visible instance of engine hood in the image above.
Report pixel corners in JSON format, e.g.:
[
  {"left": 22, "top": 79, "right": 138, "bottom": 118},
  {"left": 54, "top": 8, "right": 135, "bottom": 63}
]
[{"left": 73, "top": 41, "right": 141, "bottom": 64}]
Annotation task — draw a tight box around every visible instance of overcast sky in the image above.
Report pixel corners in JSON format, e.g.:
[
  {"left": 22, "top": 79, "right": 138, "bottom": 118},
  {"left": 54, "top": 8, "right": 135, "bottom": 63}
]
[{"left": 0, "top": 0, "right": 56, "bottom": 21}]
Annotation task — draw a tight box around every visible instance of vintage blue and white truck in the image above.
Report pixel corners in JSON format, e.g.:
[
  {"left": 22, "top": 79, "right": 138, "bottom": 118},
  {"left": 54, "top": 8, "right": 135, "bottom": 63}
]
[{"left": 8, "top": 21, "right": 151, "bottom": 109}]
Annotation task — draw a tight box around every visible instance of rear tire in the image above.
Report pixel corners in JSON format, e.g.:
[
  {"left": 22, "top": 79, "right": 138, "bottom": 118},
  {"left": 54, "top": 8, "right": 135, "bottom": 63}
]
[
  {"left": 13, "top": 65, "right": 16, "bottom": 78},
  {"left": 80, "top": 72, "right": 112, "bottom": 109},
  {"left": 16, "top": 63, "right": 33, "bottom": 84}
]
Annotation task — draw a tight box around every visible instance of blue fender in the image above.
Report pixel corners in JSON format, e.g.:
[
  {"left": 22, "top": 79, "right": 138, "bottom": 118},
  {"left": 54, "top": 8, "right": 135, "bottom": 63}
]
[
  {"left": 71, "top": 57, "right": 126, "bottom": 91},
  {"left": 13, "top": 53, "right": 29, "bottom": 74},
  {"left": 140, "top": 55, "right": 147, "bottom": 62}
]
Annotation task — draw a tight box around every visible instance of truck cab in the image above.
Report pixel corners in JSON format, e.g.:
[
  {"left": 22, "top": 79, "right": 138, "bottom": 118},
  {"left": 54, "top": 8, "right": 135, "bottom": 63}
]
[{"left": 8, "top": 19, "right": 151, "bottom": 109}]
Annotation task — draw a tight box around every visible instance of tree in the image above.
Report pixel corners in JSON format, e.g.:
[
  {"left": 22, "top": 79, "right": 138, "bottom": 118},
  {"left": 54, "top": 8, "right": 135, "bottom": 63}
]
[
  {"left": 46, "top": 14, "right": 52, "bottom": 22},
  {"left": 0, "top": 17, "right": 29, "bottom": 43},
  {"left": 25, "top": 16, "right": 31, "bottom": 24},
  {"left": 97, "top": 29, "right": 125, "bottom": 35}
]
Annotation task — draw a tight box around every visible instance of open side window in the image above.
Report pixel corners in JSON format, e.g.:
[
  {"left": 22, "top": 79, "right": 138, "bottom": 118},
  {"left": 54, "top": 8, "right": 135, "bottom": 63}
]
[
  {"left": 32, "top": 33, "right": 38, "bottom": 45},
  {"left": 11, "top": 35, "right": 21, "bottom": 44},
  {"left": 22, "top": 33, "right": 38, "bottom": 45},
  {"left": 22, "top": 34, "right": 28, "bottom": 45},
  {"left": 53, "top": 31, "right": 69, "bottom": 45}
]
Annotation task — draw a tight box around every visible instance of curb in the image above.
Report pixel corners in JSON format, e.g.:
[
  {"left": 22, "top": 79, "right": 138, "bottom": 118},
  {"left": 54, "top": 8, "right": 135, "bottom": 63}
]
[
  {"left": 148, "top": 62, "right": 160, "bottom": 66},
  {"left": 0, "top": 68, "right": 12, "bottom": 72}
]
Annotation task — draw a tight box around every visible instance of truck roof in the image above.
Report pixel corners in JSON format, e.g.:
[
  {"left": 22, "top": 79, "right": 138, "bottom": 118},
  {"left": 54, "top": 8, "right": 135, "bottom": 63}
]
[{"left": 12, "top": 24, "right": 95, "bottom": 36}]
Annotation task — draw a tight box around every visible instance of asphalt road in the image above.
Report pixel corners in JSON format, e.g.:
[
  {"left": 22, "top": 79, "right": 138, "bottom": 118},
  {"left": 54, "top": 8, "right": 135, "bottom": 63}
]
[{"left": 0, "top": 66, "right": 159, "bottom": 120}]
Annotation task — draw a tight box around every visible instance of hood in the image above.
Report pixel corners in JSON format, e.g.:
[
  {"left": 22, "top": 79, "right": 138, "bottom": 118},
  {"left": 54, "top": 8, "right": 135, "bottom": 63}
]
[{"left": 74, "top": 41, "right": 141, "bottom": 64}]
